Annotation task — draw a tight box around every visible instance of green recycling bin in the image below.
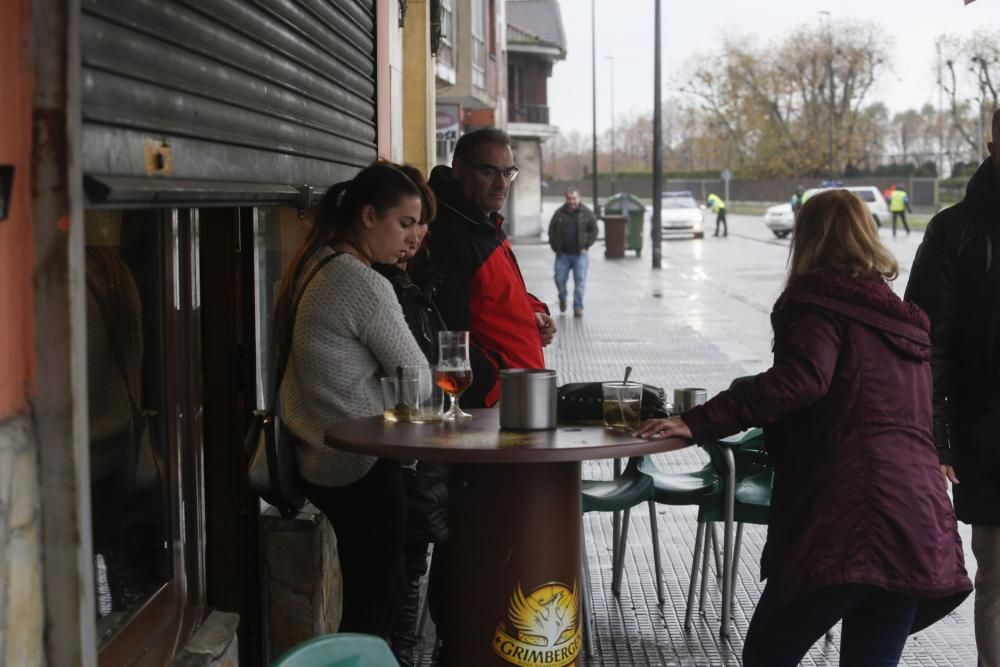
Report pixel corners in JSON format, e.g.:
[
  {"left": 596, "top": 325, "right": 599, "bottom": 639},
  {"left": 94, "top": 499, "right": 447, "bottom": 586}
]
[{"left": 603, "top": 193, "right": 646, "bottom": 257}]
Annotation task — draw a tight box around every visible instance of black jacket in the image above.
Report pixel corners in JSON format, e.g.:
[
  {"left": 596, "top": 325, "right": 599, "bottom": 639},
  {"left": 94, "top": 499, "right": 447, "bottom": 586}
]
[
  {"left": 548, "top": 204, "right": 598, "bottom": 254},
  {"left": 372, "top": 262, "right": 445, "bottom": 364},
  {"left": 905, "top": 157, "right": 1000, "bottom": 525}
]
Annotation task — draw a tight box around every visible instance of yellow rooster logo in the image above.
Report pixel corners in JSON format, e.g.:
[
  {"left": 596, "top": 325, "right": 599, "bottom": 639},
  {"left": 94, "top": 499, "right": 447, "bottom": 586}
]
[{"left": 492, "top": 581, "right": 581, "bottom": 667}]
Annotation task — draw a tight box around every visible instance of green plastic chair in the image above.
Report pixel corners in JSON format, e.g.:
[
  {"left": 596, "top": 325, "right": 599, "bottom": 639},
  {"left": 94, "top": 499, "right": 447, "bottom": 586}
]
[
  {"left": 638, "top": 426, "right": 768, "bottom": 638},
  {"left": 579, "top": 457, "right": 665, "bottom": 656},
  {"left": 271, "top": 633, "right": 399, "bottom": 667}
]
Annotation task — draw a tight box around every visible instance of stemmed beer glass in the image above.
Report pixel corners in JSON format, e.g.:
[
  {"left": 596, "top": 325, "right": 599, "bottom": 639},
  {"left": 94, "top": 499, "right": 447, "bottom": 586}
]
[{"left": 435, "top": 331, "right": 473, "bottom": 419}]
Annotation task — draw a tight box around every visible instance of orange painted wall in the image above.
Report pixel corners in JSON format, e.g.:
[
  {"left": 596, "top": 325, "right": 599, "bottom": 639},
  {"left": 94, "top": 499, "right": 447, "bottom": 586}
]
[{"left": 0, "top": 0, "right": 36, "bottom": 416}]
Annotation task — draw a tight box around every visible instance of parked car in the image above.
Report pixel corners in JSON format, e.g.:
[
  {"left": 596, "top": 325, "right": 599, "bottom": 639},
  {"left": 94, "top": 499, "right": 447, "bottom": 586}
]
[
  {"left": 660, "top": 191, "right": 705, "bottom": 239},
  {"left": 763, "top": 185, "right": 890, "bottom": 238}
]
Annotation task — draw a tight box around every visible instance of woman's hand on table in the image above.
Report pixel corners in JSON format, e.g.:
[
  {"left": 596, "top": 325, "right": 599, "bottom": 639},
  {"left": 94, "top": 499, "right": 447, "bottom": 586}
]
[{"left": 634, "top": 416, "right": 692, "bottom": 440}]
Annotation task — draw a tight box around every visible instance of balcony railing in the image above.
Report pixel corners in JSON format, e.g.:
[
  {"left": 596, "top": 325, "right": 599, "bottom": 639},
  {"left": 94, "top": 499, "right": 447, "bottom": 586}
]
[{"left": 509, "top": 104, "right": 549, "bottom": 125}]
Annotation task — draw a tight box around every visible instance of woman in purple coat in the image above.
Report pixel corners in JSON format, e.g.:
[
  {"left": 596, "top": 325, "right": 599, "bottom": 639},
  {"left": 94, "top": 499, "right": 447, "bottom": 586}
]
[{"left": 637, "top": 190, "right": 971, "bottom": 666}]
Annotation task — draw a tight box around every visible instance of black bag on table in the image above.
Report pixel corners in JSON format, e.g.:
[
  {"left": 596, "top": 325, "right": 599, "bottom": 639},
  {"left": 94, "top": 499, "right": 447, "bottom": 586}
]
[{"left": 556, "top": 382, "right": 671, "bottom": 424}]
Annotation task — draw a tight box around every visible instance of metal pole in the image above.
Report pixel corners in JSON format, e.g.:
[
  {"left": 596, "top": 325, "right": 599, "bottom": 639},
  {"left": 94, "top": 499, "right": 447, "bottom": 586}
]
[
  {"left": 937, "top": 39, "right": 945, "bottom": 177},
  {"left": 651, "top": 0, "right": 663, "bottom": 269},
  {"left": 606, "top": 56, "right": 616, "bottom": 195},
  {"left": 821, "top": 11, "right": 834, "bottom": 178},
  {"left": 591, "top": 0, "right": 599, "bottom": 215}
]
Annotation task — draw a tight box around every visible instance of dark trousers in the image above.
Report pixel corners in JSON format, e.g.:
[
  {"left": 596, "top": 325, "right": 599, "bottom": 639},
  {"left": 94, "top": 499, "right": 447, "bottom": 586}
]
[
  {"left": 715, "top": 209, "right": 728, "bottom": 236},
  {"left": 892, "top": 211, "right": 909, "bottom": 236},
  {"left": 743, "top": 583, "right": 919, "bottom": 667},
  {"left": 390, "top": 540, "right": 448, "bottom": 666},
  {"left": 303, "top": 459, "right": 407, "bottom": 638}
]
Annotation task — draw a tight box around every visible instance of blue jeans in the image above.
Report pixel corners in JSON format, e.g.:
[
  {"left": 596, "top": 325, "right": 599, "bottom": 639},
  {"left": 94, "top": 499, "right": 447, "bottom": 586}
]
[
  {"left": 554, "top": 253, "right": 589, "bottom": 311},
  {"left": 743, "top": 584, "right": 919, "bottom": 667}
]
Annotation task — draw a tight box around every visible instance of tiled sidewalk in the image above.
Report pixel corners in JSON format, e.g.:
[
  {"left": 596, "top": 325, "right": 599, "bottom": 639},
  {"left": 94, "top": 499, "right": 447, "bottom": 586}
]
[{"left": 415, "top": 232, "right": 977, "bottom": 666}]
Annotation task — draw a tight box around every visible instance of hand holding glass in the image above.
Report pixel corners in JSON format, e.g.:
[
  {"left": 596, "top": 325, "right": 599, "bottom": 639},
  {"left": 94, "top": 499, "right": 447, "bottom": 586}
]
[{"left": 436, "top": 331, "right": 473, "bottom": 419}]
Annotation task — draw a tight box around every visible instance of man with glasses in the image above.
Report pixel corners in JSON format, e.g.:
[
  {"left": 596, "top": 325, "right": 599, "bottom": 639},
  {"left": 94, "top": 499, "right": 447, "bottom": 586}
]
[{"left": 421, "top": 127, "right": 556, "bottom": 411}]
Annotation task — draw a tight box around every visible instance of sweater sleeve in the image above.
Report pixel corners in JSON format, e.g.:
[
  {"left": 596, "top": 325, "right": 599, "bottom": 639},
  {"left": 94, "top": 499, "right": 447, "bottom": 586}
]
[{"left": 684, "top": 307, "right": 842, "bottom": 444}]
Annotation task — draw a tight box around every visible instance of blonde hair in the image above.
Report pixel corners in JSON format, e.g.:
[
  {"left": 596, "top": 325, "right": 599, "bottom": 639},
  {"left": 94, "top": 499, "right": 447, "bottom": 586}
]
[{"left": 787, "top": 189, "right": 898, "bottom": 287}]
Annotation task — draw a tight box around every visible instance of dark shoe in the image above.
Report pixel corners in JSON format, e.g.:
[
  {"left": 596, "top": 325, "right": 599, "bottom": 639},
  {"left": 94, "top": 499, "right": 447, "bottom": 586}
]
[
  {"left": 432, "top": 638, "right": 448, "bottom": 666},
  {"left": 574, "top": 308, "right": 583, "bottom": 318},
  {"left": 559, "top": 299, "right": 566, "bottom": 313}
]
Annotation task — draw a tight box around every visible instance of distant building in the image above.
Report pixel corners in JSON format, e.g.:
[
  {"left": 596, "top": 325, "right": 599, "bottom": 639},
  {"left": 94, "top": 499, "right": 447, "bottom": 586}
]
[
  {"left": 434, "top": 0, "right": 508, "bottom": 165},
  {"left": 506, "top": 0, "right": 566, "bottom": 237}
]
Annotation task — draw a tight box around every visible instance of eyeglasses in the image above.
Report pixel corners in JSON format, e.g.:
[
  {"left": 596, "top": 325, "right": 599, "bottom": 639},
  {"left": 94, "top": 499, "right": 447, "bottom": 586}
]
[{"left": 461, "top": 159, "right": 520, "bottom": 182}]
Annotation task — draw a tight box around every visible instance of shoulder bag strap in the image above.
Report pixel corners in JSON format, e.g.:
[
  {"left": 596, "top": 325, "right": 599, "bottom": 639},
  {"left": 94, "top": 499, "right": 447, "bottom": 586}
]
[{"left": 269, "top": 251, "right": 340, "bottom": 409}]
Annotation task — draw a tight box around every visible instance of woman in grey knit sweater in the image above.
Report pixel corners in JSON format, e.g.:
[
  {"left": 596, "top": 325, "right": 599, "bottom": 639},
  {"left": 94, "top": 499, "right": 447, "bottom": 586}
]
[{"left": 275, "top": 161, "right": 433, "bottom": 639}]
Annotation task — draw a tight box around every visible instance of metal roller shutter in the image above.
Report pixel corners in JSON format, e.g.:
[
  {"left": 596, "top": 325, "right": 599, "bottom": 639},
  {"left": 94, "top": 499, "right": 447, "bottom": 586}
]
[{"left": 80, "top": 0, "right": 377, "bottom": 206}]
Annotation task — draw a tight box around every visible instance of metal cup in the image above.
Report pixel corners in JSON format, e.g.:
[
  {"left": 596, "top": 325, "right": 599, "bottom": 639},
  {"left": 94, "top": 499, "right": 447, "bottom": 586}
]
[{"left": 673, "top": 387, "right": 707, "bottom": 415}]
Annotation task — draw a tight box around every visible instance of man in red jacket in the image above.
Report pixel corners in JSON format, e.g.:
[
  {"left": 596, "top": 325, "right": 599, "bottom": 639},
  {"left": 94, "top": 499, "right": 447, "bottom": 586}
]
[{"left": 422, "top": 127, "right": 556, "bottom": 408}]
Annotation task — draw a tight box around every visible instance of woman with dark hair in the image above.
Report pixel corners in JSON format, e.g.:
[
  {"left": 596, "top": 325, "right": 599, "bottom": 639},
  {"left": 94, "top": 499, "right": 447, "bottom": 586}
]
[
  {"left": 275, "top": 160, "right": 430, "bottom": 638},
  {"left": 636, "top": 190, "right": 971, "bottom": 665}
]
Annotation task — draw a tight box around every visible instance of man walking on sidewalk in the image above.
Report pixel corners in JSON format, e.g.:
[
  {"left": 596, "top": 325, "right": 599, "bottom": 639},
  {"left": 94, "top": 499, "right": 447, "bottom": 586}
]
[
  {"left": 905, "top": 108, "right": 1000, "bottom": 667},
  {"left": 707, "top": 192, "right": 727, "bottom": 237},
  {"left": 548, "top": 189, "right": 598, "bottom": 317}
]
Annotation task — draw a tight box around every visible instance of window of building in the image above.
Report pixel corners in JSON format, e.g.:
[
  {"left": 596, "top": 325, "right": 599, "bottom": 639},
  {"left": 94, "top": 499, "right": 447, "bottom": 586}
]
[
  {"left": 471, "top": 0, "right": 486, "bottom": 91},
  {"left": 87, "top": 208, "right": 206, "bottom": 664},
  {"left": 436, "top": 0, "right": 456, "bottom": 83}
]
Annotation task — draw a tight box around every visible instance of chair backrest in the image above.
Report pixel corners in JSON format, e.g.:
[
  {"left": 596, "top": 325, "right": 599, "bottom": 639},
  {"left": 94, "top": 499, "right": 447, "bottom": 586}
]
[
  {"left": 700, "top": 430, "right": 773, "bottom": 525},
  {"left": 271, "top": 633, "right": 399, "bottom": 667}
]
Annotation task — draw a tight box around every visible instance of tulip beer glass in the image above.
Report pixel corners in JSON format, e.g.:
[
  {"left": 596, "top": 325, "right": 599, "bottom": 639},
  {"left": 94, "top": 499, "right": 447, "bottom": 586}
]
[{"left": 436, "top": 331, "right": 473, "bottom": 419}]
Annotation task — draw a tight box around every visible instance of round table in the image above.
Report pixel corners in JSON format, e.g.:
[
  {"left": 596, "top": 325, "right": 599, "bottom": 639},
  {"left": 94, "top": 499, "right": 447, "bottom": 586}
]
[{"left": 325, "top": 408, "right": 687, "bottom": 667}]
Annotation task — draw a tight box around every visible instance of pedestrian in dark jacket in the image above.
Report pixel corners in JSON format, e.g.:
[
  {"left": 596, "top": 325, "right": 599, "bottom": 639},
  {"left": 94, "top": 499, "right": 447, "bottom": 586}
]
[
  {"left": 417, "top": 127, "right": 555, "bottom": 408},
  {"left": 548, "top": 189, "right": 598, "bottom": 317},
  {"left": 904, "top": 108, "right": 1000, "bottom": 666},
  {"left": 637, "top": 190, "right": 971, "bottom": 666},
  {"left": 372, "top": 166, "right": 449, "bottom": 667}
]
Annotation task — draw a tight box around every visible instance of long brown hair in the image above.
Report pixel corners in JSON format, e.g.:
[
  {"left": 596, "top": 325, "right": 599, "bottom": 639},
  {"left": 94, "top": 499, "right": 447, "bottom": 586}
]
[
  {"left": 787, "top": 189, "right": 898, "bottom": 288},
  {"left": 271, "top": 161, "right": 435, "bottom": 377}
]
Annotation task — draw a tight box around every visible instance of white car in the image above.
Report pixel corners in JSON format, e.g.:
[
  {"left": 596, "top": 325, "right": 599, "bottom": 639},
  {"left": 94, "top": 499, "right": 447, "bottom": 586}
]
[
  {"left": 763, "top": 186, "right": 890, "bottom": 238},
  {"left": 659, "top": 191, "right": 705, "bottom": 239}
]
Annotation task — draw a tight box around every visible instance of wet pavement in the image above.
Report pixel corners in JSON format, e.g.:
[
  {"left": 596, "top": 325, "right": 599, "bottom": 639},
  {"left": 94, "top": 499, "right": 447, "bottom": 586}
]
[{"left": 413, "top": 210, "right": 976, "bottom": 666}]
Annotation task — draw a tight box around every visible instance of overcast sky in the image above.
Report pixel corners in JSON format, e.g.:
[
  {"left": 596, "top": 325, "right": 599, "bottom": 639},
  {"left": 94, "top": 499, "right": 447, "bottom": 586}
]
[{"left": 548, "top": 0, "right": 1000, "bottom": 135}]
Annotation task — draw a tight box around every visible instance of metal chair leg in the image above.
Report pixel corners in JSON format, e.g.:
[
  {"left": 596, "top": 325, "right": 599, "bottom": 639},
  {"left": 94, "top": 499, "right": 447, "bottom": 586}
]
[
  {"left": 612, "top": 507, "right": 632, "bottom": 596},
  {"left": 684, "top": 522, "right": 706, "bottom": 632},
  {"left": 720, "top": 447, "right": 736, "bottom": 638},
  {"left": 698, "top": 522, "right": 712, "bottom": 614},
  {"left": 612, "top": 458, "right": 622, "bottom": 576},
  {"left": 709, "top": 523, "right": 722, "bottom": 580},
  {"left": 647, "top": 500, "right": 664, "bottom": 605},
  {"left": 731, "top": 523, "right": 744, "bottom": 614},
  {"left": 581, "top": 518, "right": 596, "bottom": 658}
]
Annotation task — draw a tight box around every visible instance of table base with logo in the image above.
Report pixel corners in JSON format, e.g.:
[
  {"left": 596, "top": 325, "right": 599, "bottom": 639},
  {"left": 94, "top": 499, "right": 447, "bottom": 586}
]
[{"left": 325, "top": 409, "right": 686, "bottom": 667}]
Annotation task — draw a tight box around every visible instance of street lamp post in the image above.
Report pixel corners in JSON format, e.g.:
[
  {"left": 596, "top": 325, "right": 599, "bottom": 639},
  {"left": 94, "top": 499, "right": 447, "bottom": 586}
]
[
  {"left": 820, "top": 10, "right": 834, "bottom": 178},
  {"left": 651, "top": 0, "right": 662, "bottom": 269},
  {"left": 591, "top": 0, "right": 599, "bottom": 215},
  {"left": 606, "top": 56, "right": 616, "bottom": 195}
]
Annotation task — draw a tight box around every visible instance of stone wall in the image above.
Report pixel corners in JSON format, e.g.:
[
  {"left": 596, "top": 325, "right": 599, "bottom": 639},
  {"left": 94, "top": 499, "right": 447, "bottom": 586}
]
[
  {"left": 260, "top": 504, "right": 342, "bottom": 661},
  {"left": 0, "top": 415, "right": 45, "bottom": 667}
]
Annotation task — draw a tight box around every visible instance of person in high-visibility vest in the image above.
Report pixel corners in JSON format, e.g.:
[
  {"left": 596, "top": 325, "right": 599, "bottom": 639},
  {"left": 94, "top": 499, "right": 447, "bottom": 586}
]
[
  {"left": 888, "top": 185, "right": 912, "bottom": 237},
  {"left": 706, "top": 193, "right": 727, "bottom": 237},
  {"left": 790, "top": 185, "right": 805, "bottom": 217}
]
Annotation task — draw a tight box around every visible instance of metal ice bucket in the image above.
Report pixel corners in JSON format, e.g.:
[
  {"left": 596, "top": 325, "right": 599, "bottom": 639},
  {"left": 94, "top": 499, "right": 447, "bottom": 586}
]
[{"left": 499, "top": 369, "right": 558, "bottom": 430}]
